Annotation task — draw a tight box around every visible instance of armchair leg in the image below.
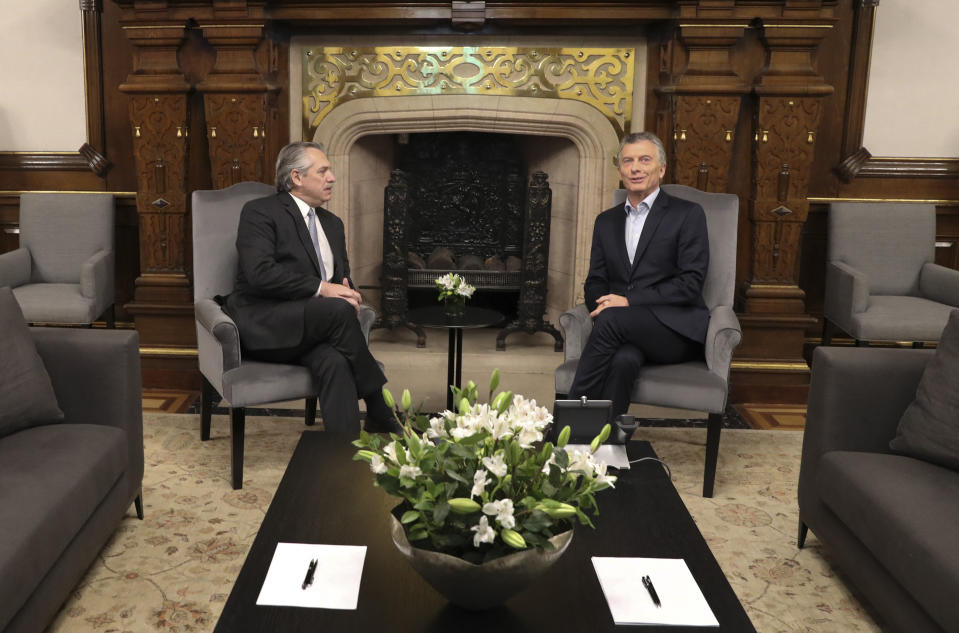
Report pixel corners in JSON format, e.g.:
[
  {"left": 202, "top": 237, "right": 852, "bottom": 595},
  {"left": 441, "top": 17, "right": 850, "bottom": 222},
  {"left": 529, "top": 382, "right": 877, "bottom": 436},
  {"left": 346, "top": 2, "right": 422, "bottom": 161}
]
[
  {"left": 797, "top": 519, "right": 808, "bottom": 548},
  {"left": 855, "top": 339, "right": 868, "bottom": 347},
  {"left": 231, "top": 407, "right": 246, "bottom": 490},
  {"left": 821, "top": 318, "right": 834, "bottom": 346},
  {"left": 134, "top": 492, "right": 144, "bottom": 520},
  {"left": 104, "top": 304, "right": 116, "bottom": 329},
  {"left": 200, "top": 376, "right": 216, "bottom": 441},
  {"left": 305, "top": 397, "right": 318, "bottom": 426},
  {"left": 703, "top": 412, "right": 723, "bottom": 498}
]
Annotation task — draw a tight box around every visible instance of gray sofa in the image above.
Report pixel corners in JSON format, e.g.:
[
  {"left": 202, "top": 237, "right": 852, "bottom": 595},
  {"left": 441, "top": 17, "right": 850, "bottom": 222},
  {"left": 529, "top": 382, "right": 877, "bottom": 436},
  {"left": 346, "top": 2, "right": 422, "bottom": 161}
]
[
  {"left": 799, "top": 346, "right": 959, "bottom": 633},
  {"left": 0, "top": 328, "right": 143, "bottom": 633}
]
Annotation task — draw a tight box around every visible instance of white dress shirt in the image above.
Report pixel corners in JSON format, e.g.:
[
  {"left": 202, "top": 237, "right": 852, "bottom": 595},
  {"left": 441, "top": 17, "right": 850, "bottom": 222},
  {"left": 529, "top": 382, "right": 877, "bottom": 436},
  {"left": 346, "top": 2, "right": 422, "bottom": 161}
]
[{"left": 624, "top": 188, "right": 660, "bottom": 264}]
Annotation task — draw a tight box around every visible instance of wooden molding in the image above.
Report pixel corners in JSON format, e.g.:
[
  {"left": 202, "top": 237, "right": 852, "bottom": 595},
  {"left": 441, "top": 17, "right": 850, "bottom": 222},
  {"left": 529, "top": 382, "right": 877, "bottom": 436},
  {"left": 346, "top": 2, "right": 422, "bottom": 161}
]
[
  {"left": 0, "top": 152, "right": 91, "bottom": 171},
  {"left": 838, "top": 0, "right": 878, "bottom": 158},
  {"left": 857, "top": 157, "right": 959, "bottom": 179},
  {"left": 834, "top": 146, "right": 871, "bottom": 183}
]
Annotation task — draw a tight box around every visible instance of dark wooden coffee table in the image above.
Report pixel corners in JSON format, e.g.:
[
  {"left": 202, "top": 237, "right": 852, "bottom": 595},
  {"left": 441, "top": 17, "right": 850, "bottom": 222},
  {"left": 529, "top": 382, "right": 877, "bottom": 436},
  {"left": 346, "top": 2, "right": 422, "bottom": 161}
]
[{"left": 214, "top": 432, "right": 755, "bottom": 632}]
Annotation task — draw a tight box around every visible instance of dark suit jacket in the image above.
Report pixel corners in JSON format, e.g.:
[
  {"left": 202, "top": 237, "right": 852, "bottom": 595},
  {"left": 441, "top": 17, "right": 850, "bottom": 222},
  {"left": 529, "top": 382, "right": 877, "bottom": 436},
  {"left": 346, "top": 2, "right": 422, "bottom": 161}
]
[
  {"left": 223, "top": 191, "right": 351, "bottom": 351},
  {"left": 584, "top": 189, "right": 710, "bottom": 343}
]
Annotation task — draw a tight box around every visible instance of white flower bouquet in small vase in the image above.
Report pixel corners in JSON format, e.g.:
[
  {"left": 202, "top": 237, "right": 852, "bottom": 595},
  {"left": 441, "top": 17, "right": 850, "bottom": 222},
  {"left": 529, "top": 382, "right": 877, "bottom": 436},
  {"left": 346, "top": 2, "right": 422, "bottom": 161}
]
[
  {"left": 434, "top": 272, "right": 475, "bottom": 319},
  {"left": 353, "top": 370, "right": 616, "bottom": 609}
]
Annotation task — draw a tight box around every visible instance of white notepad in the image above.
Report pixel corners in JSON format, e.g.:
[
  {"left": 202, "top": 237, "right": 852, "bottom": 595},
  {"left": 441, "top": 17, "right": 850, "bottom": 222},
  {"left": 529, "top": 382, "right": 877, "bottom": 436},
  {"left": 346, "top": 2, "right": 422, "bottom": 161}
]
[
  {"left": 591, "top": 556, "right": 719, "bottom": 627},
  {"left": 256, "top": 542, "right": 367, "bottom": 609},
  {"left": 567, "top": 444, "right": 631, "bottom": 470}
]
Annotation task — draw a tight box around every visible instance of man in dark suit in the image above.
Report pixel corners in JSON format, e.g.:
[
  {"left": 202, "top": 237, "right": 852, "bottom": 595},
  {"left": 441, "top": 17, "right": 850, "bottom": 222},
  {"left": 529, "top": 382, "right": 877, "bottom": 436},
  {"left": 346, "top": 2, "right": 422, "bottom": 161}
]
[
  {"left": 223, "top": 141, "right": 396, "bottom": 432},
  {"left": 569, "top": 132, "right": 709, "bottom": 416}
]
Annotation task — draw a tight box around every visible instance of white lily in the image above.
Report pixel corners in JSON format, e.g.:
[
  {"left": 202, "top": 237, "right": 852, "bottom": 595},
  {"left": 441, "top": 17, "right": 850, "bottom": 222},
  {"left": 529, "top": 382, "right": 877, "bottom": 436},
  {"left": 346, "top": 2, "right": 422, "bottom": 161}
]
[{"left": 470, "top": 515, "right": 496, "bottom": 547}]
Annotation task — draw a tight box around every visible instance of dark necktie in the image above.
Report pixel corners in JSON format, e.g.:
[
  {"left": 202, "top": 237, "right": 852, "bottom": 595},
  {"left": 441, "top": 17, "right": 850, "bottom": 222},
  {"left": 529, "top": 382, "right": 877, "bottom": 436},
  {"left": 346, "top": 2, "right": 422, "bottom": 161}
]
[{"left": 307, "top": 208, "right": 328, "bottom": 281}]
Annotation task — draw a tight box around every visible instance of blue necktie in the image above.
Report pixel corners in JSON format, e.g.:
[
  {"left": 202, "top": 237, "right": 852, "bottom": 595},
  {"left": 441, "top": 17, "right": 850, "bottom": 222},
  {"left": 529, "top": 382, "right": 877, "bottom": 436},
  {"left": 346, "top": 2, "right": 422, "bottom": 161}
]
[
  {"left": 307, "top": 208, "right": 328, "bottom": 281},
  {"left": 626, "top": 202, "right": 647, "bottom": 263}
]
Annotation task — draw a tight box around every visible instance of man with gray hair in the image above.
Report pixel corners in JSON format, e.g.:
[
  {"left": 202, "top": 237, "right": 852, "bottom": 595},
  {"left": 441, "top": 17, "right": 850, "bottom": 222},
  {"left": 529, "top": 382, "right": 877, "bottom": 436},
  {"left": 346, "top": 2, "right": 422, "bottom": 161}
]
[
  {"left": 568, "top": 131, "right": 709, "bottom": 416},
  {"left": 222, "top": 141, "right": 396, "bottom": 432}
]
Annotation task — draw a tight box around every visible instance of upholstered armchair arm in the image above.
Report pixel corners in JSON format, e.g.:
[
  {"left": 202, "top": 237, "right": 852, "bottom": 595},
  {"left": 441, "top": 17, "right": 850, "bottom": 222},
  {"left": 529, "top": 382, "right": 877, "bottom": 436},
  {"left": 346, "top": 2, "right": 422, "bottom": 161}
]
[
  {"left": 799, "top": 347, "right": 931, "bottom": 514},
  {"left": 558, "top": 303, "right": 592, "bottom": 363},
  {"left": 824, "top": 261, "right": 869, "bottom": 330},
  {"left": 0, "top": 247, "right": 31, "bottom": 288},
  {"left": 359, "top": 303, "right": 376, "bottom": 343},
  {"left": 80, "top": 249, "right": 115, "bottom": 303},
  {"left": 195, "top": 298, "right": 242, "bottom": 379},
  {"left": 919, "top": 262, "right": 959, "bottom": 308},
  {"left": 704, "top": 305, "right": 741, "bottom": 377}
]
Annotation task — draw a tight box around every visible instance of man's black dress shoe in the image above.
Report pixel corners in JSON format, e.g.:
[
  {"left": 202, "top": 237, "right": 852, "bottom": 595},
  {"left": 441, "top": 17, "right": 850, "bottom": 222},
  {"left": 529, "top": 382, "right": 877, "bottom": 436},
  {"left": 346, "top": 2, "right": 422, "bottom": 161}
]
[
  {"left": 363, "top": 412, "right": 403, "bottom": 434},
  {"left": 363, "top": 395, "right": 403, "bottom": 434}
]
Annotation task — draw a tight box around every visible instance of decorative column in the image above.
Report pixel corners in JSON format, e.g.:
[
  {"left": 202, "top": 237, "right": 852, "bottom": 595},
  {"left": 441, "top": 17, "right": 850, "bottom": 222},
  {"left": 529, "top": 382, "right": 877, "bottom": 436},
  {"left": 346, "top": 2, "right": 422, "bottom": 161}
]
[
  {"left": 735, "top": 21, "right": 834, "bottom": 401},
  {"left": 119, "top": 23, "right": 196, "bottom": 350},
  {"left": 196, "top": 22, "right": 277, "bottom": 187},
  {"left": 656, "top": 21, "right": 750, "bottom": 192}
]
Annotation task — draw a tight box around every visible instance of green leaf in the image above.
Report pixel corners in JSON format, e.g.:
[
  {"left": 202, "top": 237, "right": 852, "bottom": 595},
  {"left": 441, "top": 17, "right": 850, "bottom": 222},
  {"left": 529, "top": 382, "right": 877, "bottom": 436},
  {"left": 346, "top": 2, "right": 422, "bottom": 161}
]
[
  {"left": 408, "top": 528, "right": 429, "bottom": 542},
  {"left": 393, "top": 440, "right": 408, "bottom": 465},
  {"left": 445, "top": 467, "right": 469, "bottom": 484},
  {"left": 400, "top": 510, "right": 420, "bottom": 524},
  {"left": 433, "top": 501, "right": 450, "bottom": 524},
  {"left": 522, "top": 509, "right": 552, "bottom": 532}
]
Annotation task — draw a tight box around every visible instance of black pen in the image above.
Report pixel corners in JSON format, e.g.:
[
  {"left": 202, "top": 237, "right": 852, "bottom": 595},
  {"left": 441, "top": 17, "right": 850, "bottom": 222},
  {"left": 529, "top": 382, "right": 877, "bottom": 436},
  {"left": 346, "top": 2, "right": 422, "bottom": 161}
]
[
  {"left": 642, "top": 574, "right": 661, "bottom": 607},
  {"left": 302, "top": 558, "right": 318, "bottom": 590}
]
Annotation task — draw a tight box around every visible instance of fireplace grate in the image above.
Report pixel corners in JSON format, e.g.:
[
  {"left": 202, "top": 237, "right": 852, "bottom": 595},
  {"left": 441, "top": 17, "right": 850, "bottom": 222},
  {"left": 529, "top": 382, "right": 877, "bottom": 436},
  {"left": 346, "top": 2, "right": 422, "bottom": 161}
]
[{"left": 407, "top": 269, "right": 521, "bottom": 290}]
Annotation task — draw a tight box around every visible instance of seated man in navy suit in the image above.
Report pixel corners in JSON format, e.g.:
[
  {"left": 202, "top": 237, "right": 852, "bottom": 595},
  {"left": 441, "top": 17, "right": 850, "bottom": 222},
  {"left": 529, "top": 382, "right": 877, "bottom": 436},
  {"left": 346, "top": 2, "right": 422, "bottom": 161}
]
[
  {"left": 223, "top": 141, "right": 396, "bottom": 433},
  {"left": 569, "top": 132, "right": 709, "bottom": 416}
]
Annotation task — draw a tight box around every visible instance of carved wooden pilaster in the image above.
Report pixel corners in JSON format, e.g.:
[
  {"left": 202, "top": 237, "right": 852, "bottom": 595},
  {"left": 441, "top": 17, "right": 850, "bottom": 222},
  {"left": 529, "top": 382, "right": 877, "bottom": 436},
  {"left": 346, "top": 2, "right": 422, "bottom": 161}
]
[
  {"left": 119, "top": 24, "right": 195, "bottom": 347},
  {"left": 197, "top": 24, "right": 276, "bottom": 187},
  {"left": 657, "top": 23, "right": 748, "bottom": 192},
  {"left": 735, "top": 20, "right": 834, "bottom": 400}
]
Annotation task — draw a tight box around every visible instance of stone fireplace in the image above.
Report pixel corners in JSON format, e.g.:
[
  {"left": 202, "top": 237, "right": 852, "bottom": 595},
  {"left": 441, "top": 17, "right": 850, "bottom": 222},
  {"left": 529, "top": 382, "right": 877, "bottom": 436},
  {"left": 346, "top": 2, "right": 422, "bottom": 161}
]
[{"left": 290, "top": 38, "right": 645, "bottom": 325}]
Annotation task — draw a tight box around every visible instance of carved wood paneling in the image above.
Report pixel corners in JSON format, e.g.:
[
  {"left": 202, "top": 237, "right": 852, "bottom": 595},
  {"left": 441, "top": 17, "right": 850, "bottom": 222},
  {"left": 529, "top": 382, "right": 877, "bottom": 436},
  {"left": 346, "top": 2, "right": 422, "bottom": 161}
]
[
  {"left": 670, "top": 95, "right": 741, "bottom": 192},
  {"left": 749, "top": 96, "right": 823, "bottom": 283},
  {"left": 129, "top": 94, "right": 190, "bottom": 273},
  {"left": 204, "top": 94, "right": 268, "bottom": 188}
]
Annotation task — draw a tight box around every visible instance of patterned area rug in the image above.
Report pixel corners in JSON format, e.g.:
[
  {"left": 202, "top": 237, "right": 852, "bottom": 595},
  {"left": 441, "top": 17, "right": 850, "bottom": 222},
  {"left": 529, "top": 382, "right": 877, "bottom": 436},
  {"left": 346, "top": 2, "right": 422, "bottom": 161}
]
[{"left": 45, "top": 415, "right": 882, "bottom": 633}]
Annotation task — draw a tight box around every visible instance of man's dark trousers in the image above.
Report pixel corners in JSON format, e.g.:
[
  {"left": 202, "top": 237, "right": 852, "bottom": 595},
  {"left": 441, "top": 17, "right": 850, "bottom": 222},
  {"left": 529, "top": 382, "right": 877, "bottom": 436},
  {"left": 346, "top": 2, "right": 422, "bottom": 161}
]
[
  {"left": 245, "top": 296, "right": 385, "bottom": 431},
  {"left": 570, "top": 305, "right": 702, "bottom": 416}
]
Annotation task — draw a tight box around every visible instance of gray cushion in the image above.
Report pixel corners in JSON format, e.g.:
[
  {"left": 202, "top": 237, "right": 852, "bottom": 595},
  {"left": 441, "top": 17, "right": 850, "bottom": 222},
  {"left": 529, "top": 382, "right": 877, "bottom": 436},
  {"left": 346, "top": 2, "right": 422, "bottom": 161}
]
[
  {"left": 0, "top": 424, "right": 128, "bottom": 631},
  {"left": 851, "top": 295, "right": 957, "bottom": 343},
  {"left": 818, "top": 450, "right": 959, "bottom": 633},
  {"left": 890, "top": 309, "right": 959, "bottom": 469},
  {"left": 0, "top": 287, "right": 63, "bottom": 438},
  {"left": 12, "top": 283, "right": 102, "bottom": 324}
]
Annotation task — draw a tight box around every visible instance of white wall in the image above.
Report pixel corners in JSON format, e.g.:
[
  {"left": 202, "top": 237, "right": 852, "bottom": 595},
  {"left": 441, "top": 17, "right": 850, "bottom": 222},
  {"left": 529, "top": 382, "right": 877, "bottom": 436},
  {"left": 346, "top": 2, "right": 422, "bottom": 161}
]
[
  {"left": 862, "top": 0, "right": 958, "bottom": 158},
  {"left": 0, "top": 0, "right": 87, "bottom": 152}
]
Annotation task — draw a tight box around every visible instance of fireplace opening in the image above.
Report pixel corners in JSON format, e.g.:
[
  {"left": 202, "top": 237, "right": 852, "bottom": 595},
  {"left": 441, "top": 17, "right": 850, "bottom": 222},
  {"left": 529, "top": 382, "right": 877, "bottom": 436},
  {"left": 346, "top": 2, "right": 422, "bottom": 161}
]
[{"left": 377, "top": 131, "right": 563, "bottom": 350}]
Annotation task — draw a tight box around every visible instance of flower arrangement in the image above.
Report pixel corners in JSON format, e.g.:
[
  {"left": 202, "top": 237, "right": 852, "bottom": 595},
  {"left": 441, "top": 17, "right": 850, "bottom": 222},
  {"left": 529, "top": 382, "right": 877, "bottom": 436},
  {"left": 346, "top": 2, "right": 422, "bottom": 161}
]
[
  {"left": 434, "top": 273, "right": 475, "bottom": 317},
  {"left": 353, "top": 370, "right": 616, "bottom": 563}
]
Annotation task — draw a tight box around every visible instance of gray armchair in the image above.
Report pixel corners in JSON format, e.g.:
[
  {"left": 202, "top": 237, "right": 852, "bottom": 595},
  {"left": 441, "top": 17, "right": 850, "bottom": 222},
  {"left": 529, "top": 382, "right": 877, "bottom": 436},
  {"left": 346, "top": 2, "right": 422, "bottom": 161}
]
[
  {"left": 555, "top": 184, "right": 741, "bottom": 497},
  {"left": 823, "top": 202, "right": 959, "bottom": 346},
  {"left": 0, "top": 193, "right": 115, "bottom": 326},
  {"left": 192, "top": 182, "right": 376, "bottom": 489}
]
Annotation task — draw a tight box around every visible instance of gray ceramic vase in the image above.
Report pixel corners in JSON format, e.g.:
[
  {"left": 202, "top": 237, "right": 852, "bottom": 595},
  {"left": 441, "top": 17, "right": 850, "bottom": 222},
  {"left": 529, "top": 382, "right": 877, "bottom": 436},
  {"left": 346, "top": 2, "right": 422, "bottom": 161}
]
[{"left": 389, "top": 514, "right": 573, "bottom": 610}]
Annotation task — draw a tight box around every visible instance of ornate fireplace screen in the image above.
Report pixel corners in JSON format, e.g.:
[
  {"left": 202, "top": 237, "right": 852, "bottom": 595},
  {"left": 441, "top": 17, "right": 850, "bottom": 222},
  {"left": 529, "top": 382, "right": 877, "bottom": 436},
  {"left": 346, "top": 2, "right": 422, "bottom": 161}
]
[{"left": 378, "top": 133, "right": 563, "bottom": 351}]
